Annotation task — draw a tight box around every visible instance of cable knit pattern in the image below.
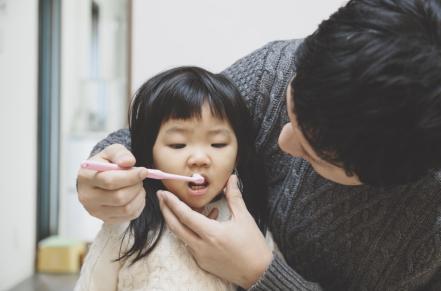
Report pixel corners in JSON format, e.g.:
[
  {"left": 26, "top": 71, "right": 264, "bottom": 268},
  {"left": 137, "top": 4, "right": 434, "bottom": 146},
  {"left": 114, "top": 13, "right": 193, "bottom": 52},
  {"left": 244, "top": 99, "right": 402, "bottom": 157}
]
[
  {"left": 90, "top": 40, "right": 441, "bottom": 290},
  {"left": 75, "top": 199, "right": 237, "bottom": 291}
]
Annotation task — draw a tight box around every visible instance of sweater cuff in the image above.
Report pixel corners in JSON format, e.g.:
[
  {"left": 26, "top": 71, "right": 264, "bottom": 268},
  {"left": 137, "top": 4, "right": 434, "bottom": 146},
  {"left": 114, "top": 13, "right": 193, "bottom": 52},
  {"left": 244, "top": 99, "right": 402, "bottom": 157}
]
[{"left": 248, "top": 253, "right": 321, "bottom": 291}]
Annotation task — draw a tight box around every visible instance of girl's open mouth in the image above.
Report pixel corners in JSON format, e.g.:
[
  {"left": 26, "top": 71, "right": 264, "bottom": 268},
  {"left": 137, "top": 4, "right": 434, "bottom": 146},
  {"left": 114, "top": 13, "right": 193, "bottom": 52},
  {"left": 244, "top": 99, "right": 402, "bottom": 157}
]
[{"left": 187, "top": 175, "right": 209, "bottom": 196}]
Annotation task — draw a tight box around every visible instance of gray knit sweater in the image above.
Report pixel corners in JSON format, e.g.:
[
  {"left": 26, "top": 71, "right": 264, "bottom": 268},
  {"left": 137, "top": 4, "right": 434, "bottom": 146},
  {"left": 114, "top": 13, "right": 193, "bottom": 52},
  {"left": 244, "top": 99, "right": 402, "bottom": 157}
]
[{"left": 92, "top": 40, "right": 441, "bottom": 291}]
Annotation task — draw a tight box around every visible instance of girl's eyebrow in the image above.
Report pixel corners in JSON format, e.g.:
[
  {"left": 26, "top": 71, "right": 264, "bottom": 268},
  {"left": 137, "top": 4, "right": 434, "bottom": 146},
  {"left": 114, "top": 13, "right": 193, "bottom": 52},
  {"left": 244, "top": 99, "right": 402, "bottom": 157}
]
[
  {"left": 165, "top": 127, "right": 231, "bottom": 136},
  {"left": 164, "top": 126, "right": 191, "bottom": 135},
  {"left": 208, "top": 129, "right": 231, "bottom": 136}
]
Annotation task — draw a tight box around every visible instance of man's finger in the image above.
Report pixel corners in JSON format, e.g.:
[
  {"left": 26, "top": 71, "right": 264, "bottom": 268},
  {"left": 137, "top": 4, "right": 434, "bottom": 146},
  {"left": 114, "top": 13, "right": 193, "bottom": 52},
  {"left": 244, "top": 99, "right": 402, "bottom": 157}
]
[
  {"left": 99, "top": 144, "right": 135, "bottom": 168},
  {"left": 157, "top": 191, "right": 201, "bottom": 246},
  {"left": 103, "top": 186, "right": 146, "bottom": 217},
  {"left": 158, "top": 190, "right": 217, "bottom": 238},
  {"left": 86, "top": 182, "right": 140, "bottom": 206},
  {"left": 225, "top": 175, "right": 247, "bottom": 216}
]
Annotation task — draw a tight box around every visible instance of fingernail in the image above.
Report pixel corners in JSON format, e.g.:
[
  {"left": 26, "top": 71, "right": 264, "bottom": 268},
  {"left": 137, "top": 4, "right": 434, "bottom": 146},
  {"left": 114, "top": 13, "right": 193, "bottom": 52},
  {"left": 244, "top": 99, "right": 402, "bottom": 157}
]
[
  {"left": 120, "top": 154, "right": 132, "bottom": 161},
  {"left": 139, "top": 168, "right": 149, "bottom": 179},
  {"left": 157, "top": 191, "right": 164, "bottom": 201},
  {"left": 116, "top": 154, "right": 134, "bottom": 165}
]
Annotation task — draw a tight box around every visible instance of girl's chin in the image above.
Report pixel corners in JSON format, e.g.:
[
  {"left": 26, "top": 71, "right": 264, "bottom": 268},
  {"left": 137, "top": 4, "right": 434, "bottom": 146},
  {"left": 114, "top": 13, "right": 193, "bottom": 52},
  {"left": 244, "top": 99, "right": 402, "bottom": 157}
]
[
  {"left": 171, "top": 188, "right": 223, "bottom": 210},
  {"left": 183, "top": 201, "right": 206, "bottom": 212},
  {"left": 183, "top": 195, "right": 215, "bottom": 211}
]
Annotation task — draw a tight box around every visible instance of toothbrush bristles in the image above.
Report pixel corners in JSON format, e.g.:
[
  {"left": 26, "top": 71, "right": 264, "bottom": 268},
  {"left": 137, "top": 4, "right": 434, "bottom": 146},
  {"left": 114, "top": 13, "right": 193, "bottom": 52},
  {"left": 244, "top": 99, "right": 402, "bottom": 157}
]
[{"left": 192, "top": 173, "right": 204, "bottom": 184}]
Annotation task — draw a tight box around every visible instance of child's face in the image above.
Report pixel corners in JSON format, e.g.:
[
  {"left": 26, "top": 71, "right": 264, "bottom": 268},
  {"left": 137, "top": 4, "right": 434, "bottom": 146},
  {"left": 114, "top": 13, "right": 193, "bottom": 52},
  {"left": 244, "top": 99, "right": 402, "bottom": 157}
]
[{"left": 153, "top": 103, "right": 238, "bottom": 211}]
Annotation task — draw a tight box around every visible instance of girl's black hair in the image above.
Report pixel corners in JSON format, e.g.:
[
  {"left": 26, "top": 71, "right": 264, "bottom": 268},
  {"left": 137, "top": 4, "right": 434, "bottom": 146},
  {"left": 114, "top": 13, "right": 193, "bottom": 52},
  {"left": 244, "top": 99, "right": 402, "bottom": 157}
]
[{"left": 118, "top": 66, "right": 268, "bottom": 264}]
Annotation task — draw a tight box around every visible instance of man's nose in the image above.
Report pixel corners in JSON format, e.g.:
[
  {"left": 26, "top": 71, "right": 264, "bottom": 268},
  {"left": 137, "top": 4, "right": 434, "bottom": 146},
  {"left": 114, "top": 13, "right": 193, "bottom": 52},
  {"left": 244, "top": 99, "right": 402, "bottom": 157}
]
[{"left": 188, "top": 149, "right": 210, "bottom": 167}]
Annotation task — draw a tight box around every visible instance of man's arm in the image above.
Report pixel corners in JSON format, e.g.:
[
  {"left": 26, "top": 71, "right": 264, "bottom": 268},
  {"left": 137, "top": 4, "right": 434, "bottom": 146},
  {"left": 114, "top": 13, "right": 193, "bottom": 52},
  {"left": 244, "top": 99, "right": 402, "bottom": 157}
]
[
  {"left": 248, "top": 254, "right": 322, "bottom": 291},
  {"left": 89, "top": 129, "right": 131, "bottom": 157}
]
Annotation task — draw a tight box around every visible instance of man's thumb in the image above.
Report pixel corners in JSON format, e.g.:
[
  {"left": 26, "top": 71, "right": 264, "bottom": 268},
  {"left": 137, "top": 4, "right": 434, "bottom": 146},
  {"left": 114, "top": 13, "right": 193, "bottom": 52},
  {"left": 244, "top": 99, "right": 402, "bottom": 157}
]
[{"left": 225, "top": 175, "right": 247, "bottom": 214}]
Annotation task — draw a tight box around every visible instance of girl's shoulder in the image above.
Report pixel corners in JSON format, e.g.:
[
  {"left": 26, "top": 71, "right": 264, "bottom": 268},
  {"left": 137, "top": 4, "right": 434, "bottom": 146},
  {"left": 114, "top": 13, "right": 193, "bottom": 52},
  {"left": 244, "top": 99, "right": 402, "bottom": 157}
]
[{"left": 117, "top": 218, "right": 235, "bottom": 290}]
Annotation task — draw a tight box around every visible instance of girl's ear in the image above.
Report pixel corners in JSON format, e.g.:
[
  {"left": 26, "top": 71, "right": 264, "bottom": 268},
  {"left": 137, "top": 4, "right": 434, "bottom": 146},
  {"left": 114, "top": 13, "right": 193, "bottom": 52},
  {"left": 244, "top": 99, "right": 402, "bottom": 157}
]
[
  {"left": 232, "top": 160, "right": 238, "bottom": 175},
  {"left": 231, "top": 167, "right": 244, "bottom": 192},
  {"left": 235, "top": 155, "right": 240, "bottom": 167}
]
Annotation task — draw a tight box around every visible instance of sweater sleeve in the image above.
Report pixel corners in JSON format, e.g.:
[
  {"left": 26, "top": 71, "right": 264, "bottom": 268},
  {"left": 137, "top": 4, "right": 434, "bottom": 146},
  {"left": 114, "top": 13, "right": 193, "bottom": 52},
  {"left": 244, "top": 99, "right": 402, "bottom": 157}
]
[
  {"left": 89, "top": 128, "right": 131, "bottom": 157},
  {"left": 74, "top": 223, "right": 129, "bottom": 291},
  {"left": 254, "top": 233, "right": 321, "bottom": 290},
  {"left": 248, "top": 254, "right": 322, "bottom": 291}
]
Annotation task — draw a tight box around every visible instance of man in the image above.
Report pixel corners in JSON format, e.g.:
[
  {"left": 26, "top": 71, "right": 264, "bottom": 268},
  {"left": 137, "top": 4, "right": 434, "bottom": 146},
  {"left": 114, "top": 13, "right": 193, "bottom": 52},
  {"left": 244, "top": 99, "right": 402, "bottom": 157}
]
[{"left": 77, "top": 0, "right": 441, "bottom": 290}]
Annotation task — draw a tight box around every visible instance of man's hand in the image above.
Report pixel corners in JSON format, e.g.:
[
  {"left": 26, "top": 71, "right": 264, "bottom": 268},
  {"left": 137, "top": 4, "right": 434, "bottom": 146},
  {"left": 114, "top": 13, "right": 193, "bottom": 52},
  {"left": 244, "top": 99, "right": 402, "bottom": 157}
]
[
  {"left": 77, "top": 144, "right": 149, "bottom": 224},
  {"left": 157, "top": 175, "right": 273, "bottom": 289}
]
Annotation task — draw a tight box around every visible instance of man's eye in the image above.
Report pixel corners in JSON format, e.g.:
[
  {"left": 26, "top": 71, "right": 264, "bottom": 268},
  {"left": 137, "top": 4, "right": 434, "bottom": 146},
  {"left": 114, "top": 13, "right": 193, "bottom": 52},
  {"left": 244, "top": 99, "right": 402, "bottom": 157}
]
[
  {"left": 169, "top": 144, "right": 186, "bottom": 149},
  {"left": 212, "top": 143, "right": 227, "bottom": 148}
]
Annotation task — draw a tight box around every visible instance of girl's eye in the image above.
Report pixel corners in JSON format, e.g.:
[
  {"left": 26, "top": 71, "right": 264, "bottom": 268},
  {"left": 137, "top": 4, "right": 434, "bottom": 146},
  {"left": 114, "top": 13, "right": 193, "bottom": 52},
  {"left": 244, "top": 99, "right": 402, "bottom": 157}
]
[
  {"left": 169, "top": 144, "right": 186, "bottom": 149},
  {"left": 212, "top": 143, "right": 227, "bottom": 148}
]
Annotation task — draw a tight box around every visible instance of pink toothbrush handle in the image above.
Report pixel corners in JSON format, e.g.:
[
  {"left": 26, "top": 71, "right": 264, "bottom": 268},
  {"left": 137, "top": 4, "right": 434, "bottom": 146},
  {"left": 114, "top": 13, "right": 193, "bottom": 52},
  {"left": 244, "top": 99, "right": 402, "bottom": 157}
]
[
  {"left": 147, "top": 169, "right": 195, "bottom": 182},
  {"left": 80, "top": 160, "right": 123, "bottom": 171},
  {"left": 80, "top": 160, "right": 204, "bottom": 183}
]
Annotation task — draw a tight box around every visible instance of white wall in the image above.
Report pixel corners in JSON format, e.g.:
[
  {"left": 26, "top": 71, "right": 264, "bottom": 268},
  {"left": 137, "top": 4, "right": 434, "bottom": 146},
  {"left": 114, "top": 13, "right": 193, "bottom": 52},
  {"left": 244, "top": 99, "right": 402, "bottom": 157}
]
[
  {"left": 59, "top": 0, "right": 129, "bottom": 242},
  {"left": 132, "top": 0, "right": 346, "bottom": 91},
  {"left": 59, "top": 0, "right": 106, "bottom": 243},
  {"left": 0, "top": 0, "right": 38, "bottom": 289}
]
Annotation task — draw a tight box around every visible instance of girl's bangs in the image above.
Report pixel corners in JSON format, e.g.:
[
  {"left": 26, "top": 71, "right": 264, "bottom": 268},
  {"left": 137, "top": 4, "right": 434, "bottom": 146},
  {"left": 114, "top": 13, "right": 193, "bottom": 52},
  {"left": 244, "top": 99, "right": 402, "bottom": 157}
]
[{"left": 156, "top": 80, "right": 228, "bottom": 124}]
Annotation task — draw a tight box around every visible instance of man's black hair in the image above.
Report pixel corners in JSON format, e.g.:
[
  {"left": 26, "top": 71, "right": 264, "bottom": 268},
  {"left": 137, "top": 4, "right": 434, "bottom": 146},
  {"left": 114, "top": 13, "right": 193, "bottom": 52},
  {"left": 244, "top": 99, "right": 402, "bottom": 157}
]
[{"left": 292, "top": 0, "right": 441, "bottom": 186}]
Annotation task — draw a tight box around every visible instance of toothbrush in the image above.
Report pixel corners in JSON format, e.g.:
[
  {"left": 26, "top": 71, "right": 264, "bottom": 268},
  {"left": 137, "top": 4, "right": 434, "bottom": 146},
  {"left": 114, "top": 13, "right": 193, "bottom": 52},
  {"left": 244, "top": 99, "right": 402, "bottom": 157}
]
[{"left": 80, "top": 160, "right": 205, "bottom": 184}]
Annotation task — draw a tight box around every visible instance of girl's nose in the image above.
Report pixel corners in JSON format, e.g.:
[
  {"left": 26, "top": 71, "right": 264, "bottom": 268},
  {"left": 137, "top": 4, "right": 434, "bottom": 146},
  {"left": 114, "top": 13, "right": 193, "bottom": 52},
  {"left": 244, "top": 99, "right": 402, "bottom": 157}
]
[{"left": 188, "top": 149, "right": 210, "bottom": 167}]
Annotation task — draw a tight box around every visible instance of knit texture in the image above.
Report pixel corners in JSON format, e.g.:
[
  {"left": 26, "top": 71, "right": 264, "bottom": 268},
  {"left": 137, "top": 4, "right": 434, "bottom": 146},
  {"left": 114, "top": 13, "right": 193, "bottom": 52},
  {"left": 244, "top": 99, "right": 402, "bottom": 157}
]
[
  {"left": 75, "top": 199, "right": 236, "bottom": 291},
  {"left": 92, "top": 40, "right": 441, "bottom": 291}
]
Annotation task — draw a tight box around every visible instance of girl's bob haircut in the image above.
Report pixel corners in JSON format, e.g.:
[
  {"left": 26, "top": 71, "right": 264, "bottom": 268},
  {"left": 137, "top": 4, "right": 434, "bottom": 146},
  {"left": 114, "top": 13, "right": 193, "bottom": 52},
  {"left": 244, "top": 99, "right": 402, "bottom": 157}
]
[{"left": 119, "top": 66, "right": 268, "bottom": 264}]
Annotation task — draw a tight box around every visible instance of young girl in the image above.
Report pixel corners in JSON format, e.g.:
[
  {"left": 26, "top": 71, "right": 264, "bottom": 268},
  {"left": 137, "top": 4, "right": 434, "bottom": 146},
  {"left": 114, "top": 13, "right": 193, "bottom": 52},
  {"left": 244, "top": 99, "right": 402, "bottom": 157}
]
[{"left": 75, "top": 66, "right": 271, "bottom": 291}]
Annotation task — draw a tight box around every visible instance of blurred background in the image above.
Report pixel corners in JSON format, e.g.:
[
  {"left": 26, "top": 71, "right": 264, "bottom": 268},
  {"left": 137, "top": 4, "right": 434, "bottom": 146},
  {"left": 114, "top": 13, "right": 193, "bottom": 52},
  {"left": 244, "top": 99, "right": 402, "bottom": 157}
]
[{"left": 0, "top": 0, "right": 345, "bottom": 290}]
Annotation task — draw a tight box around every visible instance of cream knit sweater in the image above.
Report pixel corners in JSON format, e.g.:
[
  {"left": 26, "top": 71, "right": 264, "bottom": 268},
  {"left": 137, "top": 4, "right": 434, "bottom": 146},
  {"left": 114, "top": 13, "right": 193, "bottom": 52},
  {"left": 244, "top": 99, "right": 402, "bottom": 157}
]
[{"left": 75, "top": 198, "right": 276, "bottom": 291}]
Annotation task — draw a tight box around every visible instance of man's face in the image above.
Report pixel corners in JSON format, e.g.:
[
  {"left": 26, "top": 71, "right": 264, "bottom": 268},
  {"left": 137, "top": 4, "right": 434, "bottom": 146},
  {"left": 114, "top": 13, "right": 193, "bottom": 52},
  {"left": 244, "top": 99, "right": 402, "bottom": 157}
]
[
  {"left": 278, "top": 83, "right": 362, "bottom": 185},
  {"left": 153, "top": 103, "right": 238, "bottom": 211}
]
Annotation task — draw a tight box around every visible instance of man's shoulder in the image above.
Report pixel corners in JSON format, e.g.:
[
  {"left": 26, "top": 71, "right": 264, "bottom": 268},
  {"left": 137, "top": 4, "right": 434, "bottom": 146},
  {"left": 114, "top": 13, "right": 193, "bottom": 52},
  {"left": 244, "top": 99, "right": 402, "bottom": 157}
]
[
  {"left": 263, "top": 38, "right": 304, "bottom": 57},
  {"left": 237, "top": 38, "right": 303, "bottom": 70},
  {"left": 223, "top": 38, "right": 303, "bottom": 75},
  {"left": 255, "top": 38, "right": 304, "bottom": 55}
]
